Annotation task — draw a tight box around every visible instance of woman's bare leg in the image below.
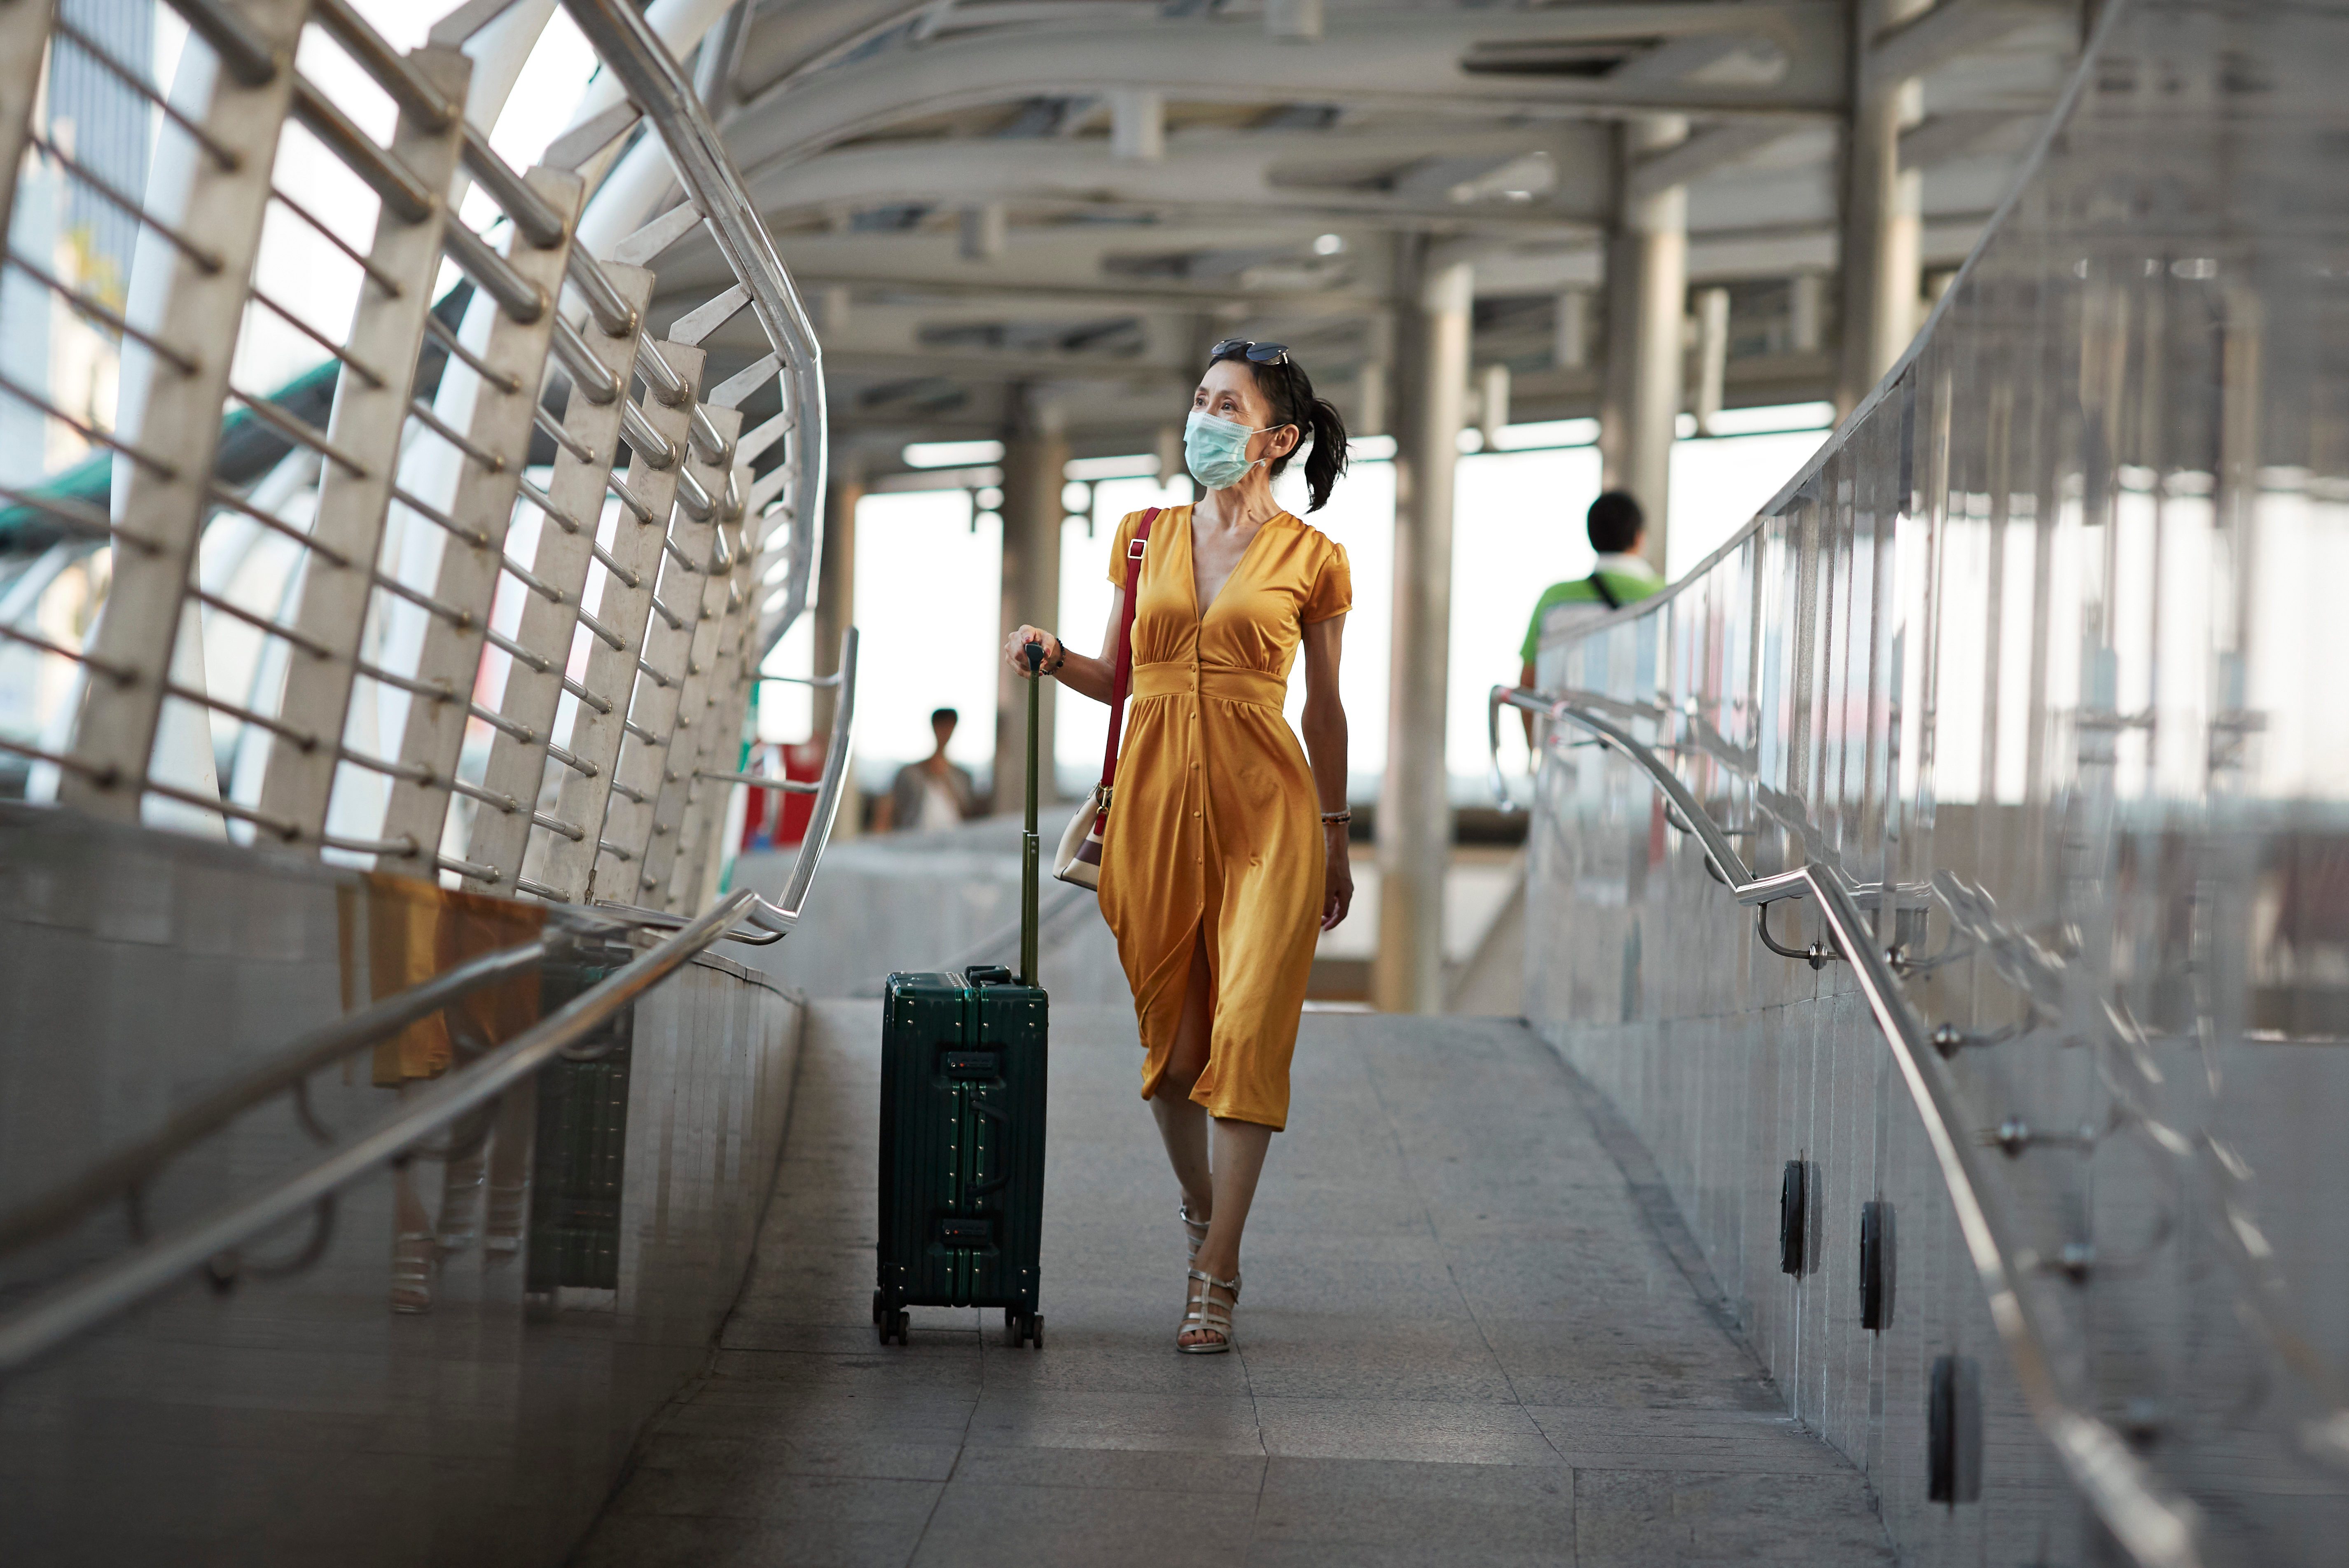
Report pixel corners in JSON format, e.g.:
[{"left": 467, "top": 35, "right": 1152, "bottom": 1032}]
[
  {"left": 1148, "top": 935, "right": 1214, "bottom": 1223},
  {"left": 1178, "top": 1117, "right": 1271, "bottom": 1349},
  {"left": 1195, "top": 1119, "right": 1272, "bottom": 1280}
]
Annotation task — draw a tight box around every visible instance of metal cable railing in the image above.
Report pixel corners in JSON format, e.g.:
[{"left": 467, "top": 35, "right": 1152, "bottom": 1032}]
[
  {"left": 1488, "top": 684, "right": 2199, "bottom": 1568},
  {"left": 0, "top": 0, "right": 858, "bottom": 1395},
  {"left": 1477, "top": 12, "right": 2349, "bottom": 1559},
  {"left": 0, "top": 0, "right": 829, "bottom": 919}
]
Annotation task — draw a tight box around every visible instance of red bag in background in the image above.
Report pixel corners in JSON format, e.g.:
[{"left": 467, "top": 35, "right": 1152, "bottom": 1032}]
[{"left": 740, "top": 739, "right": 826, "bottom": 851}]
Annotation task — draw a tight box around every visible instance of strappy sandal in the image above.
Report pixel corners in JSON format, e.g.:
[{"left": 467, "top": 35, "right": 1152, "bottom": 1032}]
[
  {"left": 1180, "top": 1203, "right": 1210, "bottom": 1262},
  {"left": 1178, "top": 1267, "right": 1241, "bottom": 1354},
  {"left": 1179, "top": 1207, "right": 1241, "bottom": 1298}
]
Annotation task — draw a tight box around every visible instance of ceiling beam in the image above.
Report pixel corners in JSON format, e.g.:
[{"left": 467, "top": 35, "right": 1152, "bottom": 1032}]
[
  {"left": 1458, "top": 213, "right": 1991, "bottom": 294},
  {"left": 727, "top": 0, "right": 931, "bottom": 103},
  {"left": 1898, "top": 109, "right": 2022, "bottom": 168},
  {"left": 722, "top": 5, "right": 1848, "bottom": 175},
  {"left": 744, "top": 124, "right": 1616, "bottom": 227},
  {"left": 1866, "top": 0, "right": 2064, "bottom": 87},
  {"left": 644, "top": 217, "right": 1406, "bottom": 308},
  {"left": 1625, "top": 121, "right": 1809, "bottom": 203}
]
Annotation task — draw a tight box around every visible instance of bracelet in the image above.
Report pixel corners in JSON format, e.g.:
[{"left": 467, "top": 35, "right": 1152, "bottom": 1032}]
[{"left": 1320, "top": 810, "right": 1352, "bottom": 825}]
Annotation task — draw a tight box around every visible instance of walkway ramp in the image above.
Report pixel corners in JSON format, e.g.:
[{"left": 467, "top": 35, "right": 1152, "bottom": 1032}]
[{"left": 575, "top": 1004, "right": 1893, "bottom": 1565}]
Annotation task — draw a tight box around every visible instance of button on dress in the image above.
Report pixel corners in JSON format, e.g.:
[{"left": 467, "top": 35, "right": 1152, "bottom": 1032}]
[{"left": 1097, "top": 506, "right": 1351, "bottom": 1129}]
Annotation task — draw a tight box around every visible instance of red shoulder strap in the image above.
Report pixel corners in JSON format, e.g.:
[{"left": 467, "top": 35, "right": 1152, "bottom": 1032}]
[{"left": 1097, "top": 507, "right": 1160, "bottom": 799}]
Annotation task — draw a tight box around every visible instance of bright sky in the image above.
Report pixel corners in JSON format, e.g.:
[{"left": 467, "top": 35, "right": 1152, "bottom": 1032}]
[
  {"left": 231, "top": 2, "right": 598, "bottom": 395},
  {"left": 799, "top": 411, "right": 1835, "bottom": 796}
]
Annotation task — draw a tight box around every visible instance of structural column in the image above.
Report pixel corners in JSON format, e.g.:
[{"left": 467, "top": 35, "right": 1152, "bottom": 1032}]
[
  {"left": 996, "top": 404, "right": 1067, "bottom": 813},
  {"left": 1599, "top": 115, "right": 1688, "bottom": 574},
  {"left": 1374, "top": 243, "right": 1472, "bottom": 1015},
  {"left": 1836, "top": 0, "right": 1930, "bottom": 416},
  {"left": 813, "top": 452, "right": 862, "bottom": 833}
]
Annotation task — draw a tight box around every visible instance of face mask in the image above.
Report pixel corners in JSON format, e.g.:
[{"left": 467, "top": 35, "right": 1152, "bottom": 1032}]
[{"left": 1184, "top": 410, "right": 1279, "bottom": 490}]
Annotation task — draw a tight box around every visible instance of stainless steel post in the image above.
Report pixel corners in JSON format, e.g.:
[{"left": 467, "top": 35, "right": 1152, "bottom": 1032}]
[
  {"left": 538, "top": 342, "right": 706, "bottom": 900},
  {"left": 636, "top": 404, "right": 748, "bottom": 900},
  {"left": 376, "top": 168, "right": 581, "bottom": 877},
  {"left": 462, "top": 263, "right": 653, "bottom": 889},
  {"left": 62, "top": 0, "right": 306, "bottom": 813},
  {"left": 257, "top": 47, "right": 475, "bottom": 844}
]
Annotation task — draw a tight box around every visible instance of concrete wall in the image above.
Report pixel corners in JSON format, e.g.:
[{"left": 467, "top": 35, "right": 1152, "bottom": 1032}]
[{"left": 0, "top": 807, "right": 802, "bottom": 1566}]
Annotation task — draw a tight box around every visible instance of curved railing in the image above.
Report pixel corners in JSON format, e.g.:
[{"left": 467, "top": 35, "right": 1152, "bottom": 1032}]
[
  {"left": 0, "top": 0, "right": 859, "bottom": 1399},
  {"left": 1497, "top": 2, "right": 2349, "bottom": 1561},
  {"left": 0, "top": 0, "right": 831, "bottom": 916},
  {"left": 1489, "top": 685, "right": 2197, "bottom": 1568}
]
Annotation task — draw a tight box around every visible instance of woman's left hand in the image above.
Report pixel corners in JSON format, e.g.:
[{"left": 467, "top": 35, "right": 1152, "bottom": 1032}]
[{"left": 1321, "top": 825, "right": 1354, "bottom": 930}]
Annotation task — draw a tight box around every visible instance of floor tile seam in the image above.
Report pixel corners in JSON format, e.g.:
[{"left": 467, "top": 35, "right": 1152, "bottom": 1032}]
[{"left": 907, "top": 1332, "right": 987, "bottom": 1567}]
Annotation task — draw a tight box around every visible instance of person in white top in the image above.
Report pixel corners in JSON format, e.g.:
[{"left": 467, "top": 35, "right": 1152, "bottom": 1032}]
[{"left": 877, "top": 707, "right": 979, "bottom": 832}]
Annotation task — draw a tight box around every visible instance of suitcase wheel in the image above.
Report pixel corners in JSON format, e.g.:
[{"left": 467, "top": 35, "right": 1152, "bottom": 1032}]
[
  {"left": 873, "top": 1291, "right": 884, "bottom": 1326},
  {"left": 1028, "top": 1314, "right": 1043, "bottom": 1350},
  {"left": 1002, "top": 1310, "right": 1044, "bottom": 1350},
  {"left": 879, "top": 1307, "right": 909, "bottom": 1346}
]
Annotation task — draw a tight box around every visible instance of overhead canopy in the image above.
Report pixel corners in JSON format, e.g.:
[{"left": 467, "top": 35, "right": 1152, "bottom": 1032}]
[{"left": 657, "top": 0, "right": 2078, "bottom": 460}]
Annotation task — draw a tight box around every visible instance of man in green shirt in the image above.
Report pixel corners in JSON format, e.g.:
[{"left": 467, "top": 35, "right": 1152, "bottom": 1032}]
[{"left": 1517, "top": 491, "right": 1662, "bottom": 739}]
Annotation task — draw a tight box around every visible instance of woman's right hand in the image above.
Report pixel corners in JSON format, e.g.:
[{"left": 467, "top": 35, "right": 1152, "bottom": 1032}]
[{"left": 1004, "top": 625, "right": 1061, "bottom": 678}]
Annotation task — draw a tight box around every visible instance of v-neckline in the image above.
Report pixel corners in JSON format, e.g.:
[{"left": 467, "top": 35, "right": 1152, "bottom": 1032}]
[{"left": 1185, "top": 505, "right": 1279, "bottom": 627}]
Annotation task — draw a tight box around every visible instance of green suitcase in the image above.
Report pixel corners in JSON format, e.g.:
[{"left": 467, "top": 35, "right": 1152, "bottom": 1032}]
[
  {"left": 875, "top": 641, "right": 1052, "bottom": 1348},
  {"left": 874, "top": 965, "right": 1047, "bottom": 1346}
]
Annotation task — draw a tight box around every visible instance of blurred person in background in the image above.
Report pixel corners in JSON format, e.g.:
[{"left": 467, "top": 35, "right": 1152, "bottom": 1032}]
[
  {"left": 876, "top": 707, "right": 977, "bottom": 832},
  {"left": 1517, "top": 489, "right": 1662, "bottom": 743}
]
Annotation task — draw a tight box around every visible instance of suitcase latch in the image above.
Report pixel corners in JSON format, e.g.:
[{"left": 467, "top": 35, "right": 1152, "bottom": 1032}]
[
  {"left": 942, "top": 1050, "right": 1000, "bottom": 1081},
  {"left": 937, "top": 1216, "right": 994, "bottom": 1249}
]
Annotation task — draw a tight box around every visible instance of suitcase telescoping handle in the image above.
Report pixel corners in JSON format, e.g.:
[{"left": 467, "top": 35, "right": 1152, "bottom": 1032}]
[{"left": 1020, "top": 640, "right": 1045, "bottom": 986}]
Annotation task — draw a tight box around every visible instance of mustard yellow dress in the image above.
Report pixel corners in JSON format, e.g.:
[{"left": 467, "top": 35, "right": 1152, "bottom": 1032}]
[{"left": 1098, "top": 506, "right": 1351, "bottom": 1129}]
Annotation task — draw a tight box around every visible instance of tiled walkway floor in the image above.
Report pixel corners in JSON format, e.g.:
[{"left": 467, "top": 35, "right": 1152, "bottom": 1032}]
[{"left": 572, "top": 1003, "right": 1894, "bottom": 1566}]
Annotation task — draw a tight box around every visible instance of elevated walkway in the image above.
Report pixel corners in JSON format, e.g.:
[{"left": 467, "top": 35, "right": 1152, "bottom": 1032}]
[{"left": 574, "top": 1002, "right": 1892, "bottom": 1566}]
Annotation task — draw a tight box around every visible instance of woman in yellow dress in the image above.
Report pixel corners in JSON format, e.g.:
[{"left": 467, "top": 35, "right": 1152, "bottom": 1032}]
[{"left": 1004, "top": 339, "right": 1354, "bottom": 1353}]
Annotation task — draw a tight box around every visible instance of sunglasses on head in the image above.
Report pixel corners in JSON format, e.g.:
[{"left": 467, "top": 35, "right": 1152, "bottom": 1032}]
[{"left": 1210, "top": 338, "right": 1291, "bottom": 367}]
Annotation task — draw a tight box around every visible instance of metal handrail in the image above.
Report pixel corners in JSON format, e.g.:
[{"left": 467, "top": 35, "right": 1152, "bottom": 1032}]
[
  {"left": 0, "top": 937, "right": 563, "bottom": 1255},
  {"left": 589, "top": 897, "right": 782, "bottom": 945},
  {"left": 698, "top": 769, "right": 818, "bottom": 795},
  {"left": 1486, "top": 683, "right": 2201, "bottom": 1568},
  {"left": 559, "top": 0, "right": 828, "bottom": 656},
  {"left": 765, "top": 627, "right": 858, "bottom": 928},
  {"left": 0, "top": 888, "right": 759, "bottom": 1377}
]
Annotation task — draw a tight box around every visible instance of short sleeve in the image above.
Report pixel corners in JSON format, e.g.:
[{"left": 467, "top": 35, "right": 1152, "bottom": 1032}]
[
  {"left": 1106, "top": 510, "right": 1144, "bottom": 586},
  {"left": 1303, "top": 538, "right": 1352, "bottom": 624},
  {"left": 1518, "top": 589, "right": 1553, "bottom": 663}
]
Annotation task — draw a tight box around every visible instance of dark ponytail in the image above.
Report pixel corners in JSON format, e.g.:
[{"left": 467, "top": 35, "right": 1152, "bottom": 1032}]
[
  {"left": 1297, "top": 395, "right": 1349, "bottom": 513},
  {"left": 1208, "top": 344, "right": 1352, "bottom": 512}
]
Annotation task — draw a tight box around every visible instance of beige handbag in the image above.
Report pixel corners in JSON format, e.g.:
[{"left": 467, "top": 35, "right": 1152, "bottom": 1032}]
[{"left": 1053, "top": 507, "right": 1160, "bottom": 889}]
